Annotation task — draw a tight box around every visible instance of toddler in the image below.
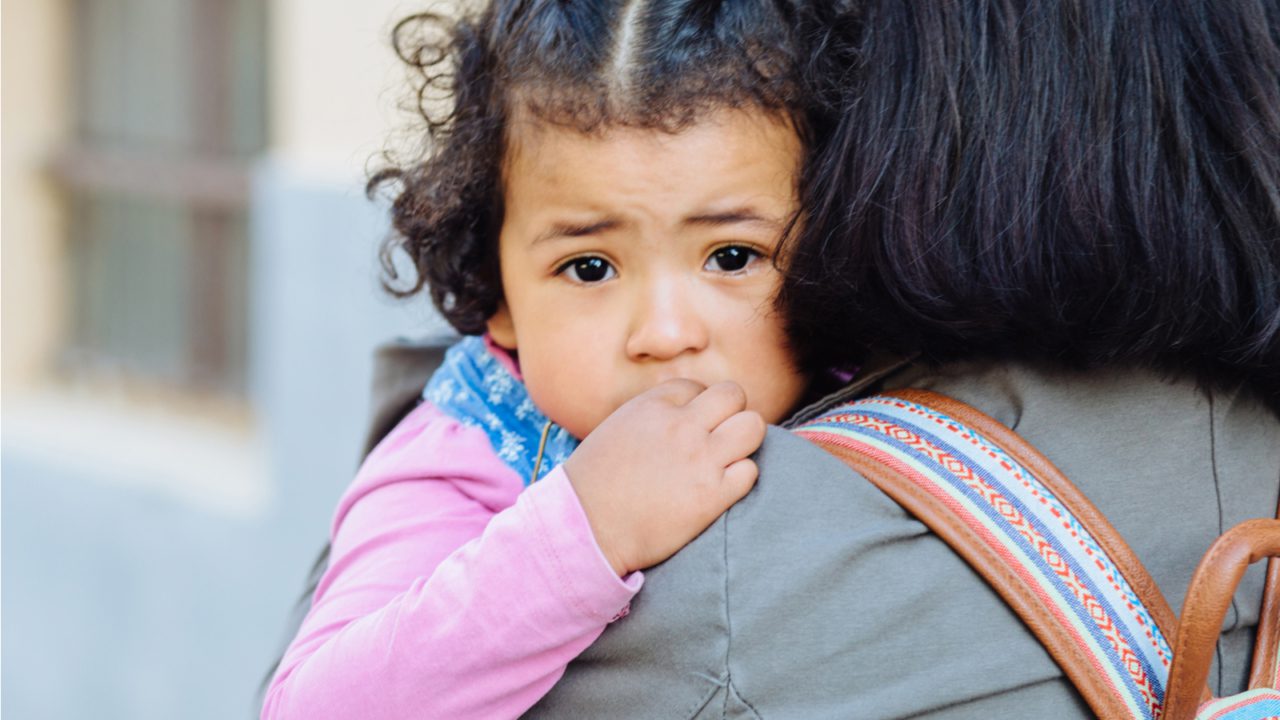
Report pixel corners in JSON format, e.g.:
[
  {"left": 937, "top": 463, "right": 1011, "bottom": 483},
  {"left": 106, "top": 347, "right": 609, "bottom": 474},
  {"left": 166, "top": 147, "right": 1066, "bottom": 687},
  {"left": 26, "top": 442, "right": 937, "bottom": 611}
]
[{"left": 262, "top": 0, "right": 819, "bottom": 717}]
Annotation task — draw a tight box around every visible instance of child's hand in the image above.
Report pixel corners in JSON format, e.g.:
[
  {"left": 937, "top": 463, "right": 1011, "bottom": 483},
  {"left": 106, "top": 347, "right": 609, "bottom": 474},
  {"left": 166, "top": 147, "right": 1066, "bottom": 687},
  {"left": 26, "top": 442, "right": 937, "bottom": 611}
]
[{"left": 563, "top": 379, "right": 766, "bottom": 576}]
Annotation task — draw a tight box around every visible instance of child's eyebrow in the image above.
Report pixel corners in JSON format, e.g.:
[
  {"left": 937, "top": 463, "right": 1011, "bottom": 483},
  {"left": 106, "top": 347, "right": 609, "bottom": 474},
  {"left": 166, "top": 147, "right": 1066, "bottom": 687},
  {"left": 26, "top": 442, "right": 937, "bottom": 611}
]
[
  {"left": 530, "top": 208, "right": 780, "bottom": 246},
  {"left": 532, "top": 219, "right": 621, "bottom": 246},
  {"left": 681, "top": 208, "right": 781, "bottom": 230}
]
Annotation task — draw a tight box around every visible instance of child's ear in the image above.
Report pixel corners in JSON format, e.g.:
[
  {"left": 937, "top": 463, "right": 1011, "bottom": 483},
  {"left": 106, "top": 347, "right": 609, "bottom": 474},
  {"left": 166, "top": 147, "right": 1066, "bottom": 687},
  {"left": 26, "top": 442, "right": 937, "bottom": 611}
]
[{"left": 486, "top": 301, "right": 517, "bottom": 349}]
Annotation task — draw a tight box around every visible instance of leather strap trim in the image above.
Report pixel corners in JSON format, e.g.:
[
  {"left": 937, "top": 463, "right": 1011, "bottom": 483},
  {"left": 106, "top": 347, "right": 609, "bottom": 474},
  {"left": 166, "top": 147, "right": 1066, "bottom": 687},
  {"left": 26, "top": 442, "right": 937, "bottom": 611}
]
[
  {"left": 1248, "top": 556, "right": 1280, "bottom": 690},
  {"left": 1161, "top": 519, "right": 1280, "bottom": 720},
  {"left": 1247, "top": 499, "right": 1280, "bottom": 691},
  {"left": 891, "top": 389, "right": 1182, "bottom": 646},
  {"left": 813, "top": 440, "right": 1135, "bottom": 720}
]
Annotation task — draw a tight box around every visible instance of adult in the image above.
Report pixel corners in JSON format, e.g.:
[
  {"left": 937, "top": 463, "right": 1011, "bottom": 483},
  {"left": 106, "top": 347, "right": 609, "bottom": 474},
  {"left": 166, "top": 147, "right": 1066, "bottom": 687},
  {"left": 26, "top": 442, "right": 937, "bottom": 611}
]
[{"left": 511, "top": 0, "right": 1280, "bottom": 717}]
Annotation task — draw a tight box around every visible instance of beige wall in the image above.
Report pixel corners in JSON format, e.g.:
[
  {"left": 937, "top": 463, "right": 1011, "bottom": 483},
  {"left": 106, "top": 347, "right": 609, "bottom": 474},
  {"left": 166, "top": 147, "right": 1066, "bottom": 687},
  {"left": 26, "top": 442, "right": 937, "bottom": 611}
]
[
  {"left": 2, "top": 0, "right": 73, "bottom": 391},
  {"left": 269, "top": 0, "right": 442, "bottom": 182}
]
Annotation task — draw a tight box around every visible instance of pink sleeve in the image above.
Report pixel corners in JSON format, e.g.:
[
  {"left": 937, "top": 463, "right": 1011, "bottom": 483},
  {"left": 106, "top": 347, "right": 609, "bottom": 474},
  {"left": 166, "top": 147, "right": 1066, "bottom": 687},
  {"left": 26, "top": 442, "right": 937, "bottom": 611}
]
[{"left": 262, "top": 404, "right": 643, "bottom": 720}]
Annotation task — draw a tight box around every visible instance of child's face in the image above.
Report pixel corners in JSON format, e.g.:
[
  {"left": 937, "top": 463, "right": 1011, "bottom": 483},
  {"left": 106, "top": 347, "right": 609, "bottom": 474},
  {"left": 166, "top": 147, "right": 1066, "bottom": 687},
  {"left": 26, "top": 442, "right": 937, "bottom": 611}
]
[{"left": 487, "top": 109, "right": 807, "bottom": 440}]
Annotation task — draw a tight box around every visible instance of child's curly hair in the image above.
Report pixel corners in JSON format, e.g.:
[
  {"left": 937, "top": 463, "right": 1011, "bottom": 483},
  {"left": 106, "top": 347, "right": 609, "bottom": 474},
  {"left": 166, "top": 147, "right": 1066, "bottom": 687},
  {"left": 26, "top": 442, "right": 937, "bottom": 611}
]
[{"left": 369, "top": 0, "right": 836, "bottom": 336}]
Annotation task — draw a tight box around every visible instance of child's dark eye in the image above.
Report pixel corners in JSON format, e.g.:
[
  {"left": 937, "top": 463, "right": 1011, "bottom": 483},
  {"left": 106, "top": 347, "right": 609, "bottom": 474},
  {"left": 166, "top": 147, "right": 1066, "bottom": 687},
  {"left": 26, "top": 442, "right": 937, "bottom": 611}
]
[
  {"left": 705, "top": 246, "right": 761, "bottom": 273},
  {"left": 556, "top": 256, "right": 616, "bottom": 284}
]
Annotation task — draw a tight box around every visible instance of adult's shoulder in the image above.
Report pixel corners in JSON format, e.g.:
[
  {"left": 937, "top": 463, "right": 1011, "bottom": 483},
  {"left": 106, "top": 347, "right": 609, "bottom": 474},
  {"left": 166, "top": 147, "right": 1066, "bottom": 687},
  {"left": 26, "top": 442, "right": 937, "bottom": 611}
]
[
  {"left": 878, "top": 360, "right": 1280, "bottom": 601},
  {"left": 533, "top": 422, "right": 1088, "bottom": 719},
  {"left": 535, "top": 360, "right": 1279, "bottom": 718},
  {"left": 710, "top": 420, "right": 1088, "bottom": 719}
]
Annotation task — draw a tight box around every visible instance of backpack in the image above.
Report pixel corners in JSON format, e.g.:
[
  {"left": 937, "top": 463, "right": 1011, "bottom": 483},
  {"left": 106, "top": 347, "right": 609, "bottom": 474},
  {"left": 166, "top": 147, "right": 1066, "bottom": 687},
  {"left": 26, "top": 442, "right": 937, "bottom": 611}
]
[{"left": 796, "top": 389, "right": 1280, "bottom": 720}]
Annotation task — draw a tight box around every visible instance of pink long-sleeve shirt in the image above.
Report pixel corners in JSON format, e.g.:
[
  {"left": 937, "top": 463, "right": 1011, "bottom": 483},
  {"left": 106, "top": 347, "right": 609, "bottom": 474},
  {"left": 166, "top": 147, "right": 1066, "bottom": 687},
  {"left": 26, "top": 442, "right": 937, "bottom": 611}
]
[{"left": 261, "top": 400, "right": 644, "bottom": 719}]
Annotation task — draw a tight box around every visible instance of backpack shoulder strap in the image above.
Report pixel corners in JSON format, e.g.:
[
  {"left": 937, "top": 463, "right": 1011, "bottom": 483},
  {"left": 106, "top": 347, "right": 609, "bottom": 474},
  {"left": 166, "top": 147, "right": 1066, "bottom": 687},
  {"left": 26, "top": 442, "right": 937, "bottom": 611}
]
[
  {"left": 1250, "top": 552, "right": 1280, "bottom": 691},
  {"left": 795, "top": 389, "right": 1181, "bottom": 719},
  {"left": 1163, "top": 517, "right": 1280, "bottom": 720}
]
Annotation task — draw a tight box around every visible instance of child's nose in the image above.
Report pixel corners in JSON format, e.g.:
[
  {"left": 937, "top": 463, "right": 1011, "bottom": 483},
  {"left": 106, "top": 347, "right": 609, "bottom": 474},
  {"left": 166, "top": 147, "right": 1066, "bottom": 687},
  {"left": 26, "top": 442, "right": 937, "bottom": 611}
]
[{"left": 624, "top": 277, "right": 710, "bottom": 362}]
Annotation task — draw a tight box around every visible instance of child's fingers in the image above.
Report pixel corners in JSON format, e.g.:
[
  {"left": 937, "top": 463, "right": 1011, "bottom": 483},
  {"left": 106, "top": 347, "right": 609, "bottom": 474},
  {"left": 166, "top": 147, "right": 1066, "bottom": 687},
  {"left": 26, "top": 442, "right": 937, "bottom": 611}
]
[
  {"left": 719, "top": 457, "right": 759, "bottom": 504},
  {"left": 684, "top": 381, "right": 748, "bottom": 429},
  {"left": 646, "top": 378, "right": 707, "bottom": 408},
  {"left": 708, "top": 409, "right": 766, "bottom": 464}
]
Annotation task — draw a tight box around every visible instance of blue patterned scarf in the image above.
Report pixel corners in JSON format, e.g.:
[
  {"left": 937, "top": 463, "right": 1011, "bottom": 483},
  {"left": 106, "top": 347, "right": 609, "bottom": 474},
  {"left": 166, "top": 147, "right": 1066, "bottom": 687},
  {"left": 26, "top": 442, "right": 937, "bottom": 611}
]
[{"left": 423, "top": 336, "right": 579, "bottom": 485}]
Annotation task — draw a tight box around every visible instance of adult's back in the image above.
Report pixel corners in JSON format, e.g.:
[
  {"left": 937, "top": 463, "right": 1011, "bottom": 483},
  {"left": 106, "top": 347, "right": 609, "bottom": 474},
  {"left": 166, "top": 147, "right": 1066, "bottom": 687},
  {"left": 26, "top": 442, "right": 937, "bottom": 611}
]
[
  {"left": 527, "top": 361, "right": 1279, "bottom": 718},
  {"left": 531, "top": 0, "right": 1280, "bottom": 716}
]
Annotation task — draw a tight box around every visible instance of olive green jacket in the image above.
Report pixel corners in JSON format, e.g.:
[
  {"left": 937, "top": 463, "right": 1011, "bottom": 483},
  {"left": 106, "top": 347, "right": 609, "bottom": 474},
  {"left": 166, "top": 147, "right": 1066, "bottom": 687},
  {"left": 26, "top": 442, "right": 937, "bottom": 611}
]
[{"left": 524, "top": 360, "right": 1279, "bottom": 719}]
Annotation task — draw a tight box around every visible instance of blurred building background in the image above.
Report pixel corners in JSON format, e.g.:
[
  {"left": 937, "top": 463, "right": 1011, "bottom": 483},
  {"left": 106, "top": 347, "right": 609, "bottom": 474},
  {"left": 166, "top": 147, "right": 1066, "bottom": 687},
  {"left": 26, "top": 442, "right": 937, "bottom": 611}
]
[{"left": 2, "top": 1, "right": 454, "bottom": 717}]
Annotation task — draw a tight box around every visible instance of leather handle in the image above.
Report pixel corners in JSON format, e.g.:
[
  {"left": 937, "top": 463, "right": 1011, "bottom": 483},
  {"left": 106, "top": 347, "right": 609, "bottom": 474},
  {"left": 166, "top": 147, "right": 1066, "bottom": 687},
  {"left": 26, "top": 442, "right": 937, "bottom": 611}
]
[
  {"left": 1249, "top": 556, "right": 1280, "bottom": 690},
  {"left": 1162, "top": 519, "right": 1280, "bottom": 720}
]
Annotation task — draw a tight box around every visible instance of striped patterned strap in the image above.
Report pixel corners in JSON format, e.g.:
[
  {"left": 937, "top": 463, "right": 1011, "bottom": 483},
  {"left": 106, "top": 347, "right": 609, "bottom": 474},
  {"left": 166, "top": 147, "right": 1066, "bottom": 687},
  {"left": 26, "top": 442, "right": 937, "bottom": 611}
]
[
  {"left": 795, "top": 389, "right": 1180, "bottom": 720},
  {"left": 1195, "top": 689, "right": 1280, "bottom": 720}
]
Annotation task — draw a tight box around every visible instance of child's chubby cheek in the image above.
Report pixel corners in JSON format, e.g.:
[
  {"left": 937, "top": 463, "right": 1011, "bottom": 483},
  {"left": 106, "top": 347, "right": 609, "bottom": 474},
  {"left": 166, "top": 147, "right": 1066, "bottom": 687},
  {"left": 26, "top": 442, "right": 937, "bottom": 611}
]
[{"left": 520, "top": 365, "right": 623, "bottom": 441}]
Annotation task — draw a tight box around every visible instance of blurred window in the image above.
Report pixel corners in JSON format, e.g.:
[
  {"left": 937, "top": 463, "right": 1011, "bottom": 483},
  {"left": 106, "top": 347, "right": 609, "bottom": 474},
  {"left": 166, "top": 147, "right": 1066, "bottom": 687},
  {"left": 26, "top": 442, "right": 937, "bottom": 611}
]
[{"left": 54, "top": 0, "right": 268, "bottom": 395}]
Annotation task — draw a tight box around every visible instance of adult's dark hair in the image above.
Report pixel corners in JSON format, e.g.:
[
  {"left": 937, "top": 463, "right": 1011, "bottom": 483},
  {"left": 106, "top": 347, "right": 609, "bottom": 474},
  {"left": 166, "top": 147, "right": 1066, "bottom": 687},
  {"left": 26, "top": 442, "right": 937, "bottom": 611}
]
[
  {"left": 370, "top": 0, "right": 829, "bottom": 335},
  {"left": 784, "top": 0, "right": 1280, "bottom": 408}
]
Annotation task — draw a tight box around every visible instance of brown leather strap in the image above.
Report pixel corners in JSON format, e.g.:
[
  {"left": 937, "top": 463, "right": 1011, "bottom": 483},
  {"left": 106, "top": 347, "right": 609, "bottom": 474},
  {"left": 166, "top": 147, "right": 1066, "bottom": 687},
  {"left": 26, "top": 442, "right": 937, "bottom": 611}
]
[
  {"left": 1250, "top": 553, "right": 1280, "bottom": 691},
  {"left": 1161, "top": 519, "right": 1280, "bottom": 720},
  {"left": 1248, "top": 499, "right": 1280, "bottom": 692}
]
